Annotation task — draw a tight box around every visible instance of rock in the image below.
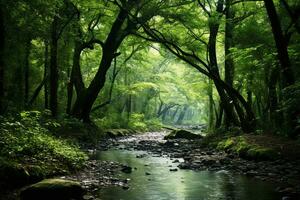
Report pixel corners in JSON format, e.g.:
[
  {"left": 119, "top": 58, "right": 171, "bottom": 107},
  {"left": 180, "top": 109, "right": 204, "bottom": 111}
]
[
  {"left": 122, "top": 185, "right": 130, "bottom": 190},
  {"left": 136, "top": 154, "right": 147, "bottom": 158},
  {"left": 121, "top": 165, "right": 132, "bottom": 174},
  {"left": 282, "top": 197, "right": 293, "bottom": 200},
  {"left": 178, "top": 163, "right": 191, "bottom": 169},
  {"left": 169, "top": 168, "right": 178, "bottom": 172},
  {"left": 20, "top": 178, "right": 85, "bottom": 200},
  {"left": 164, "top": 129, "right": 203, "bottom": 140},
  {"left": 145, "top": 172, "right": 151, "bottom": 175}
]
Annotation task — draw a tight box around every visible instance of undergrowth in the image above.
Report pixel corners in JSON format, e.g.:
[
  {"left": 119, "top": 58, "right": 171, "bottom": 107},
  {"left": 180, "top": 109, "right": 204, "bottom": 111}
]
[{"left": 0, "top": 111, "right": 88, "bottom": 187}]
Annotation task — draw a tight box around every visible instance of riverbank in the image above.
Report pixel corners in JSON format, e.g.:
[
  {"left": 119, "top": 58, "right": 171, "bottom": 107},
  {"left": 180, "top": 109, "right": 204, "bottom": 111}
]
[
  {"left": 2, "top": 122, "right": 300, "bottom": 200},
  {"left": 93, "top": 131, "right": 300, "bottom": 199}
]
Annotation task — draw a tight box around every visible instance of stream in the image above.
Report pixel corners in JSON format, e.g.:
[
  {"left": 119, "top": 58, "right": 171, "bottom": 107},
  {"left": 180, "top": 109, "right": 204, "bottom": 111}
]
[{"left": 93, "top": 147, "right": 280, "bottom": 200}]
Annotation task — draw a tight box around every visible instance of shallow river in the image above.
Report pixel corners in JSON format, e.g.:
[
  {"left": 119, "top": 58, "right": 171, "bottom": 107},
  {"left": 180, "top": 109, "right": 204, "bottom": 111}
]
[{"left": 95, "top": 149, "right": 280, "bottom": 200}]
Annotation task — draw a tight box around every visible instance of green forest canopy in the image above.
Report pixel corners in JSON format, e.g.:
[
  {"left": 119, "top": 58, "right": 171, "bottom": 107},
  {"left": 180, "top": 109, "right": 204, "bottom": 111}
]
[{"left": 0, "top": 0, "right": 299, "bottom": 136}]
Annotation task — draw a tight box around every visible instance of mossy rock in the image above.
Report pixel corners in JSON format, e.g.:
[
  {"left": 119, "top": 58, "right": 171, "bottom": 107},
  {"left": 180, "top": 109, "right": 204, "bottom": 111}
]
[
  {"left": 0, "top": 158, "right": 30, "bottom": 187},
  {"left": 164, "top": 129, "right": 203, "bottom": 140},
  {"left": 217, "top": 138, "right": 234, "bottom": 150},
  {"left": 217, "top": 136, "right": 279, "bottom": 160},
  {"left": 246, "top": 147, "right": 279, "bottom": 160},
  {"left": 234, "top": 137, "right": 251, "bottom": 157},
  {"left": 20, "top": 178, "right": 85, "bottom": 200}
]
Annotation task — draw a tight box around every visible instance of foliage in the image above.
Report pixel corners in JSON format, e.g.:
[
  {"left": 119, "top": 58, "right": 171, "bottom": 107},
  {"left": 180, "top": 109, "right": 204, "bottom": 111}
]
[
  {"left": 1, "top": 0, "right": 300, "bottom": 137},
  {"left": 0, "top": 111, "right": 87, "bottom": 185},
  {"left": 128, "top": 113, "right": 147, "bottom": 131}
]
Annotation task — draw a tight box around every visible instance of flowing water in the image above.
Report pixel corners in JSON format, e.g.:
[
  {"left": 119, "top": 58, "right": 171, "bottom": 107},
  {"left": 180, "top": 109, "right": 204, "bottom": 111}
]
[{"left": 95, "top": 149, "right": 280, "bottom": 200}]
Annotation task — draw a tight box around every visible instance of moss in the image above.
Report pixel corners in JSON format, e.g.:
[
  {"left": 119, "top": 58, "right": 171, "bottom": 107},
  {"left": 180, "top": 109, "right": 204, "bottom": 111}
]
[
  {"left": 234, "top": 137, "right": 251, "bottom": 157},
  {"left": 246, "top": 147, "right": 278, "bottom": 160},
  {"left": 0, "top": 113, "right": 88, "bottom": 188},
  {"left": 217, "top": 136, "right": 279, "bottom": 160},
  {"left": 20, "top": 179, "right": 85, "bottom": 200},
  {"left": 217, "top": 138, "right": 234, "bottom": 150}
]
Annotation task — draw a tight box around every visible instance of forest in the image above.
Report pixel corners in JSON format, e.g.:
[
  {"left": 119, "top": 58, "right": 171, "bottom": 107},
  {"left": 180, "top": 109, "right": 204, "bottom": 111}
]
[{"left": 0, "top": 0, "right": 300, "bottom": 200}]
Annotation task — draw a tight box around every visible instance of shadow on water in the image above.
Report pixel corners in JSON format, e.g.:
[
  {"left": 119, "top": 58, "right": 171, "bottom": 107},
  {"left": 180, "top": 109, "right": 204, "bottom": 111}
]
[{"left": 95, "top": 149, "right": 280, "bottom": 200}]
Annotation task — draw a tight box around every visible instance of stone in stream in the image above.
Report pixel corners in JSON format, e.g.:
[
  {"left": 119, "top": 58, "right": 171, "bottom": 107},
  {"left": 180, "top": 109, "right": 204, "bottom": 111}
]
[
  {"left": 164, "top": 129, "right": 203, "bottom": 140},
  {"left": 169, "top": 168, "right": 178, "bottom": 172},
  {"left": 122, "top": 185, "right": 130, "bottom": 190},
  {"left": 178, "top": 162, "right": 191, "bottom": 169},
  {"left": 20, "top": 178, "right": 85, "bottom": 200},
  {"left": 121, "top": 165, "right": 132, "bottom": 174},
  {"left": 145, "top": 172, "right": 151, "bottom": 175}
]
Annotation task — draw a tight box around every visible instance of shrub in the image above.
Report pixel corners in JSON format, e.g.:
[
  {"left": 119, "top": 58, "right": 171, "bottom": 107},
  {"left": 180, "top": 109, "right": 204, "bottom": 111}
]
[
  {"left": 0, "top": 111, "right": 88, "bottom": 184},
  {"left": 128, "top": 113, "right": 147, "bottom": 131}
]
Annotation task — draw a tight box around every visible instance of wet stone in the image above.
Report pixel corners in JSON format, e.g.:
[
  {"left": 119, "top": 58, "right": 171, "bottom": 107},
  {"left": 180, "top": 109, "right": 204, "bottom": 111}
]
[{"left": 121, "top": 166, "right": 132, "bottom": 174}]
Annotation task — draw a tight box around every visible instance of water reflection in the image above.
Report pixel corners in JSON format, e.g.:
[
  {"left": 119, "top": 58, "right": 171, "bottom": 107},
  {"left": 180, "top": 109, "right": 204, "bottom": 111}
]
[{"left": 96, "top": 149, "right": 280, "bottom": 200}]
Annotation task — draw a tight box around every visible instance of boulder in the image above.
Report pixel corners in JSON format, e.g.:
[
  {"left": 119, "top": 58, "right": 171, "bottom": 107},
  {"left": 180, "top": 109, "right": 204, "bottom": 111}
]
[
  {"left": 20, "top": 179, "right": 85, "bottom": 200},
  {"left": 121, "top": 165, "right": 132, "bottom": 174},
  {"left": 164, "top": 129, "right": 203, "bottom": 140}
]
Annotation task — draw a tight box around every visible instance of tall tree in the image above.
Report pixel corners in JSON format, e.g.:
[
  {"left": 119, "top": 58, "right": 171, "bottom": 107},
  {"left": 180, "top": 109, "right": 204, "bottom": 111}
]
[
  {"left": 264, "top": 0, "right": 295, "bottom": 87},
  {"left": 0, "top": 6, "right": 5, "bottom": 114},
  {"left": 71, "top": 2, "right": 140, "bottom": 121},
  {"left": 49, "top": 0, "right": 78, "bottom": 116}
]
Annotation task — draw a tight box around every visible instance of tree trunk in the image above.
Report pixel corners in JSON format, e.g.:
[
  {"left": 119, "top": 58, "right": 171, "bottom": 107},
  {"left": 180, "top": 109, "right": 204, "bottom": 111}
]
[
  {"left": 172, "top": 106, "right": 179, "bottom": 122},
  {"left": 67, "top": 41, "right": 83, "bottom": 114},
  {"left": 71, "top": 8, "right": 129, "bottom": 122},
  {"left": 44, "top": 42, "right": 49, "bottom": 109},
  {"left": 49, "top": 16, "right": 59, "bottom": 116},
  {"left": 0, "top": 7, "right": 5, "bottom": 114},
  {"left": 264, "top": 0, "right": 294, "bottom": 87},
  {"left": 215, "top": 101, "right": 223, "bottom": 129},
  {"left": 264, "top": 0, "right": 297, "bottom": 137},
  {"left": 207, "top": 0, "right": 240, "bottom": 128},
  {"left": 176, "top": 105, "right": 188, "bottom": 125},
  {"left": 24, "top": 38, "right": 31, "bottom": 106},
  {"left": 126, "top": 95, "right": 132, "bottom": 124},
  {"left": 208, "top": 79, "right": 215, "bottom": 130},
  {"left": 224, "top": 0, "right": 235, "bottom": 127},
  {"left": 28, "top": 76, "right": 48, "bottom": 106}
]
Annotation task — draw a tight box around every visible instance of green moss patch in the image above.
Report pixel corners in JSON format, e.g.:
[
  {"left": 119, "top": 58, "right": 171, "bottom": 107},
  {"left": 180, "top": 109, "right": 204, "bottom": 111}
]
[{"left": 217, "top": 136, "right": 279, "bottom": 160}]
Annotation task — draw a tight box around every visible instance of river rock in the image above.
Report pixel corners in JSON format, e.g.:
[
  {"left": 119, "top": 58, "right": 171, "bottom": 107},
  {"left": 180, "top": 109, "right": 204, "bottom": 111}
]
[
  {"left": 121, "top": 165, "right": 132, "bottom": 173},
  {"left": 20, "top": 178, "right": 85, "bottom": 200},
  {"left": 164, "top": 129, "right": 203, "bottom": 140}
]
